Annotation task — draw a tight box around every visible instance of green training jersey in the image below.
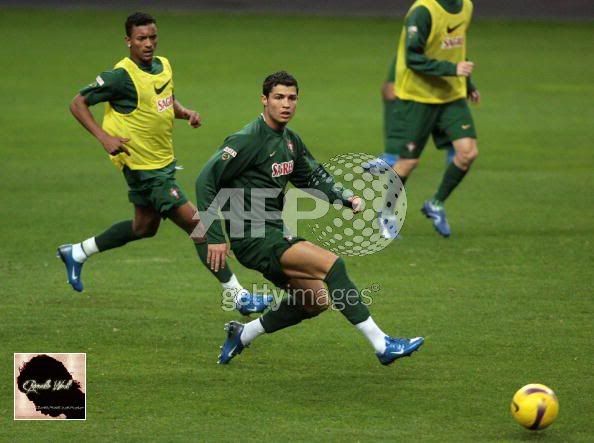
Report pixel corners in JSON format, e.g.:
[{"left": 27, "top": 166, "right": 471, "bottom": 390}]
[{"left": 196, "top": 115, "right": 352, "bottom": 244}]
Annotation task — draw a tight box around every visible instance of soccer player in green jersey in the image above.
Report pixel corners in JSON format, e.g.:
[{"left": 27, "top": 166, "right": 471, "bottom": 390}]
[
  {"left": 377, "top": 56, "right": 457, "bottom": 238},
  {"left": 57, "top": 12, "right": 270, "bottom": 314},
  {"left": 390, "top": 0, "right": 480, "bottom": 237},
  {"left": 380, "top": 55, "right": 455, "bottom": 170},
  {"left": 196, "top": 71, "right": 424, "bottom": 365}
]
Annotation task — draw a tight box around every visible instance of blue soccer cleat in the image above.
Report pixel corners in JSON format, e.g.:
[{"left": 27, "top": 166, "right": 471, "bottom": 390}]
[
  {"left": 376, "top": 336, "right": 424, "bottom": 366},
  {"left": 362, "top": 153, "right": 398, "bottom": 175},
  {"left": 235, "top": 291, "right": 274, "bottom": 315},
  {"left": 218, "top": 321, "right": 246, "bottom": 364},
  {"left": 378, "top": 212, "right": 400, "bottom": 240},
  {"left": 421, "top": 200, "right": 451, "bottom": 238},
  {"left": 56, "top": 244, "right": 84, "bottom": 292}
]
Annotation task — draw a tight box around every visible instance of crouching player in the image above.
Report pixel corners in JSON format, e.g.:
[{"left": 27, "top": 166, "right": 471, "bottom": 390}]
[{"left": 195, "top": 71, "right": 424, "bottom": 365}]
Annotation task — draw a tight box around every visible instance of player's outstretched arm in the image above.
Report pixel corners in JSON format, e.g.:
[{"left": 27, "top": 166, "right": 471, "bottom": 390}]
[
  {"left": 69, "top": 94, "right": 130, "bottom": 156},
  {"left": 289, "top": 139, "right": 359, "bottom": 211},
  {"left": 173, "top": 98, "right": 201, "bottom": 128}
]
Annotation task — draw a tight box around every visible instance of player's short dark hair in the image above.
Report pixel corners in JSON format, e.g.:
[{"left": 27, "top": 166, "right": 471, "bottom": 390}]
[
  {"left": 125, "top": 12, "right": 156, "bottom": 37},
  {"left": 262, "top": 71, "right": 299, "bottom": 96}
]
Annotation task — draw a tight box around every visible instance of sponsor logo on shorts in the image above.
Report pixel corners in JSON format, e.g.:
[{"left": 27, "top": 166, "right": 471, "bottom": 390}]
[
  {"left": 157, "top": 95, "right": 173, "bottom": 112},
  {"left": 272, "top": 160, "right": 294, "bottom": 178},
  {"left": 406, "top": 142, "right": 416, "bottom": 152}
]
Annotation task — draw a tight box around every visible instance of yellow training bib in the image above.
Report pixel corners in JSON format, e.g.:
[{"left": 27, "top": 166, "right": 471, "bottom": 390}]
[
  {"left": 103, "top": 56, "right": 175, "bottom": 170},
  {"left": 395, "top": 0, "right": 473, "bottom": 104}
]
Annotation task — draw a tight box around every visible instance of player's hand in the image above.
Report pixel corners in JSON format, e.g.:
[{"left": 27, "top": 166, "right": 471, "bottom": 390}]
[
  {"left": 349, "top": 196, "right": 364, "bottom": 213},
  {"left": 207, "top": 243, "right": 229, "bottom": 272},
  {"left": 100, "top": 134, "right": 131, "bottom": 156},
  {"left": 456, "top": 61, "right": 474, "bottom": 77},
  {"left": 468, "top": 89, "right": 481, "bottom": 104},
  {"left": 381, "top": 81, "right": 396, "bottom": 101},
  {"left": 184, "top": 109, "right": 202, "bottom": 128}
]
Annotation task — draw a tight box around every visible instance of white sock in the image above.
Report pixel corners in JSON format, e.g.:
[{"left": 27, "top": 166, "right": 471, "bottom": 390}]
[
  {"left": 356, "top": 316, "right": 388, "bottom": 353},
  {"left": 221, "top": 274, "right": 247, "bottom": 304},
  {"left": 240, "top": 318, "right": 265, "bottom": 346},
  {"left": 221, "top": 274, "right": 243, "bottom": 292},
  {"left": 72, "top": 238, "right": 99, "bottom": 263},
  {"left": 82, "top": 237, "right": 99, "bottom": 256}
]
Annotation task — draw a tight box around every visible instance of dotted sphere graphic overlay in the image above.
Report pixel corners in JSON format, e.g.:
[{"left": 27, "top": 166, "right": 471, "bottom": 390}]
[{"left": 307, "top": 153, "right": 406, "bottom": 256}]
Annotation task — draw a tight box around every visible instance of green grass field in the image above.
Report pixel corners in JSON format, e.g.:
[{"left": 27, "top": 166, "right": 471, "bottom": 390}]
[{"left": 1, "top": 8, "right": 593, "bottom": 441}]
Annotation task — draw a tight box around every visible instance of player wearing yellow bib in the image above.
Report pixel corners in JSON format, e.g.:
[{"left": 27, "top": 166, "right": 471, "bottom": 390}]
[
  {"left": 390, "top": 0, "right": 480, "bottom": 238},
  {"left": 57, "top": 12, "right": 270, "bottom": 314}
]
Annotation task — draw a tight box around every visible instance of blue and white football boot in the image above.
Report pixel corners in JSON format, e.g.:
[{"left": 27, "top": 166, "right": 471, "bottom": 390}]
[
  {"left": 421, "top": 200, "right": 451, "bottom": 238},
  {"left": 376, "top": 336, "right": 424, "bottom": 366},
  {"left": 362, "top": 153, "right": 398, "bottom": 175},
  {"left": 218, "top": 321, "right": 246, "bottom": 364},
  {"left": 56, "top": 244, "right": 84, "bottom": 292},
  {"left": 378, "top": 212, "right": 400, "bottom": 240},
  {"left": 235, "top": 291, "right": 274, "bottom": 315}
]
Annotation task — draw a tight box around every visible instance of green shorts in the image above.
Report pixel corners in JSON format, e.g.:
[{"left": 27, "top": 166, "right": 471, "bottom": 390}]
[
  {"left": 123, "top": 161, "right": 188, "bottom": 217},
  {"left": 386, "top": 98, "right": 477, "bottom": 159},
  {"left": 231, "top": 225, "right": 305, "bottom": 288}
]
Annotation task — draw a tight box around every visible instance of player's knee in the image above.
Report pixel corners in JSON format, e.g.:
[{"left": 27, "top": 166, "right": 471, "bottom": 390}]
[
  {"left": 460, "top": 147, "right": 478, "bottom": 166},
  {"left": 455, "top": 141, "right": 478, "bottom": 168},
  {"left": 301, "top": 300, "right": 329, "bottom": 318},
  {"left": 395, "top": 158, "right": 419, "bottom": 177},
  {"left": 133, "top": 225, "right": 159, "bottom": 238},
  {"left": 468, "top": 144, "right": 479, "bottom": 162}
]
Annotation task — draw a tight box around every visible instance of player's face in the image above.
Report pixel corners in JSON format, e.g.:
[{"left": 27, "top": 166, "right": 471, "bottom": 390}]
[
  {"left": 261, "top": 85, "right": 298, "bottom": 130},
  {"left": 126, "top": 23, "right": 158, "bottom": 65}
]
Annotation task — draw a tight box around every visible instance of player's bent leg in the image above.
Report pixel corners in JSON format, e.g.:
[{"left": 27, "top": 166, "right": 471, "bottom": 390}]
[
  {"left": 219, "top": 246, "right": 335, "bottom": 365},
  {"left": 56, "top": 205, "right": 153, "bottom": 293},
  {"left": 393, "top": 158, "right": 419, "bottom": 184},
  {"left": 323, "top": 256, "right": 424, "bottom": 364},
  {"left": 452, "top": 137, "right": 478, "bottom": 171},
  {"left": 132, "top": 205, "right": 161, "bottom": 238},
  {"left": 289, "top": 278, "right": 330, "bottom": 317},
  {"left": 258, "top": 277, "right": 328, "bottom": 336},
  {"left": 168, "top": 202, "right": 272, "bottom": 315},
  {"left": 279, "top": 241, "right": 338, "bottom": 280},
  {"left": 423, "top": 137, "right": 478, "bottom": 238}
]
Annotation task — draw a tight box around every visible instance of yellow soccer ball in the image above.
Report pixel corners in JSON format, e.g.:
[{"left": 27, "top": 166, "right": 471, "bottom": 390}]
[{"left": 510, "top": 384, "right": 559, "bottom": 430}]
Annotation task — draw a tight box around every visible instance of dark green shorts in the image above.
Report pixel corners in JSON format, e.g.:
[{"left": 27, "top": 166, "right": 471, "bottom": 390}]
[
  {"left": 386, "top": 98, "right": 477, "bottom": 159},
  {"left": 123, "top": 161, "right": 188, "bottom": 217},
  {"left": 384, "top": 100, "right": 453, "bottom": 153},
  {"left": 231, "top": 225, "right": 305, "bottom": 288}
]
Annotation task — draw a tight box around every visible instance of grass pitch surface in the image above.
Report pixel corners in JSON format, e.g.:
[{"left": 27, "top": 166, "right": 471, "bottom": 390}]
[{"left": 1, "top": 9, "right": 593, "bottom": 441}]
